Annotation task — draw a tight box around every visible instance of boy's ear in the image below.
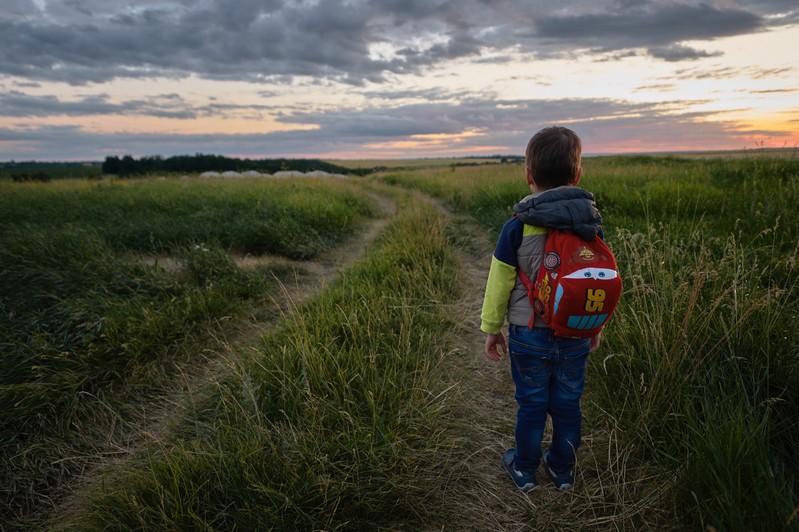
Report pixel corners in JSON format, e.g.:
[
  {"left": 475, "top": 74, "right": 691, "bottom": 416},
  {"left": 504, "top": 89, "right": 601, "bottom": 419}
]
[
  {"left": 526, "top": 166, "right": 534, "bottom": 187},
  {"left": 572, "top": 166, "right": 583, "bottom": 186}
]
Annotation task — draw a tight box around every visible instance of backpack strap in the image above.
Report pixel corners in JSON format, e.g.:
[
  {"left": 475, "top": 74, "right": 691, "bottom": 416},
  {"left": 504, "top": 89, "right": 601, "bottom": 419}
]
[{"left": 516, "top": 267, "right": 537, "bottom": 328}]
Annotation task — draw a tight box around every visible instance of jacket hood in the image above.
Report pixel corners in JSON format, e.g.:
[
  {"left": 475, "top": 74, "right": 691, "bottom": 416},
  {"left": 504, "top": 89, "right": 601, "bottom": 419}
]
[{"left": 512, "top": 186, "right": 602, "bottom": 240}]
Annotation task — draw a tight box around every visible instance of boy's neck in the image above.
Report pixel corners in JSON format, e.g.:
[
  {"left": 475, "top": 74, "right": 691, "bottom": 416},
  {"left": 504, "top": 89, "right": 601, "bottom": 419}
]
[
  {"left": 531, "top": 184, "right": 569, "bottom": 194},
  {"left": 527, "top": 165, "right": 583, "bottom": 194}
]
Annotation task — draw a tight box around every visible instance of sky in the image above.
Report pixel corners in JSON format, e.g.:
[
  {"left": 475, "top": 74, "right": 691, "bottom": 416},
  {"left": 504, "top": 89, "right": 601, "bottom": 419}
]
[{"left": 0, "top": 0, "right": 797, "bottom": 161}]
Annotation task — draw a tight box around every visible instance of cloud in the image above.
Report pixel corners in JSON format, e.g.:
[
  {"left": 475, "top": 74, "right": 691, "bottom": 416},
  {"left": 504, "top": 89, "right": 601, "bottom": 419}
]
[
  {"left": 0, "top": 91, "right": 198, "bottom": 118},
  {"left": 2, "top": 95, "right": 782, "bottom": 160},
  {"left": 672, "top": 65, "right": 794, "bottom": 80},
  {"left": 4, "top": 0, "right": 41, "bottom": 18},
  {"left": 0, "top": 1, "right": 382, "bottom": 85},
  {"left": 0, "top": 0, "right": 785, "bottom": 86},
  {"left": 633, "top": 82, "right": 679, "bottom": 92},
  {"left": 3, "top": 0, "right": 479, "bottom": 85},
  {"left": 746, "top": 88, "right": 796, "bottom": 94},
  {"left": 276, "top": 97, "right": 662, "bottom": 141},
  {"left": 0, "top": 90, "right": 301, "bottom": 121},
  {"left": 648, "top": 44, "right": 722, "bottom": 62},
  {"left": 533, "top": 3, "right": 765, "bottom": 57},
  {"left": 738, "top": 0, "right": 799, "bottom": 23},
  {"left": 1, "top": 1, "right": 795, "bottom": 162},
  {"left": 361, "top": 87, "right": 477, "bottom": 102}
]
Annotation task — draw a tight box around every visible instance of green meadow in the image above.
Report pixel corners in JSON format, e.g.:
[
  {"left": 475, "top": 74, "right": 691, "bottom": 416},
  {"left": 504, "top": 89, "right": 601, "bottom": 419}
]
[
  {"left": 0, "top": 178, "right": 374, "bottom": 258},
  {"left": 1, "top": 156, "right": 798, "bottom": 530},
  {"left": 0, "top": 177, "right": 376, "bottom": 525},
  {"left": 379, "top": 155, "right": 799, "bottom": 529}
]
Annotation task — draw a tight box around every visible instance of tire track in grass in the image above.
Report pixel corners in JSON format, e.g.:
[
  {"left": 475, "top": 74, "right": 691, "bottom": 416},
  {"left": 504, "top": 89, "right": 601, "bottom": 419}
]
[
  {"left": 143, "top": 190, "right": 398, "bottom": 438},
  {"left": 48, "top": 189, "right": 397, "bottom": 527}
]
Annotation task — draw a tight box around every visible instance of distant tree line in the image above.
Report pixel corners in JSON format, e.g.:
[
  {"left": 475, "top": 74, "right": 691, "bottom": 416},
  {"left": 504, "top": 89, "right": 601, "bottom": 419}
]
[
  {"left": 101, "top": 154, "right": 355, "bottom": 176},
  {"left": 0, "top": 161, "right": 102, "bottom": 181},
  {"left": 10, "top": 172, "right": 51, "bottom": 182},
  {"left": 1, "top": 155, "right": 518, "bottom": 182}
]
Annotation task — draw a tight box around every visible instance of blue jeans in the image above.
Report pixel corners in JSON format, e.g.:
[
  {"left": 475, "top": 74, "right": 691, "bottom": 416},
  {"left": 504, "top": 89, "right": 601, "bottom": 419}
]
[{"left": 508, "top": 324, "right": 591, "bottom": 474}]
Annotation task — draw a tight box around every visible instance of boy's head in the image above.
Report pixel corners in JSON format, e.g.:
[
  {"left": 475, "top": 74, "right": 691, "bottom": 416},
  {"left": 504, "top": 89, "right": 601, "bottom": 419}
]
[{"left": 525, "top": 126, "right": 582, "bottom": 190}]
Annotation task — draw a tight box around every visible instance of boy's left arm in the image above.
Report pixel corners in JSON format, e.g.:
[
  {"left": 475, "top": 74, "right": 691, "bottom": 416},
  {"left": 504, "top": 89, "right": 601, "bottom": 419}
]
[
  {"left": 480, "top": 255, "right": 517, "bottom": 335},
  {"left": 480, "top": 217, "right": 522, "bottom": 361},
  {"left": 481, "top": 256, "right": 517, "bottom": 361}
]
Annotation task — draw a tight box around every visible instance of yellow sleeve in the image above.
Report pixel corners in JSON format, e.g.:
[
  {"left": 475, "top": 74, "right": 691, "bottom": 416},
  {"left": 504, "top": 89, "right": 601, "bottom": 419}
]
[{"left": 480, "top": 256, "right": 517, "bottom": 334}]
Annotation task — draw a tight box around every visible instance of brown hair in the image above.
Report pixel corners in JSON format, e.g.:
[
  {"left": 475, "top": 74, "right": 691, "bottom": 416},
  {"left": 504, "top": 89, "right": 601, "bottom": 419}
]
[{"left": 525, "top": 126, "right": 582, "bottom": 189}]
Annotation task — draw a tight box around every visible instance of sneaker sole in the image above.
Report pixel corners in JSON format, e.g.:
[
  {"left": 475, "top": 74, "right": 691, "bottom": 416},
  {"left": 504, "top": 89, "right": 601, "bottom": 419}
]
[
  {"left": 503, "top": 450, "right": 539, "bottom": 492},
  {"left": 505, "top": 463, "right": 538, "bottom": 492},
  {"left": 545, "top": 463, "right": 574, "bottom": 491}
]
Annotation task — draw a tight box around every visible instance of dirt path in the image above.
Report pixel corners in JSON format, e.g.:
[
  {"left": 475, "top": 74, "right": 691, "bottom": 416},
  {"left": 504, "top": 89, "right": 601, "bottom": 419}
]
[
  {"left": 436, "top": 203, "right": 653, "bottom": 530},
  {"left": 50, "top": 189, "right": 398, "bottom": 525},
  {"left": 148, "top": 189, "right": 398, "bottom": 436},
  {"left": 227, "top": 189, "right": 396, "bottom": 328}
]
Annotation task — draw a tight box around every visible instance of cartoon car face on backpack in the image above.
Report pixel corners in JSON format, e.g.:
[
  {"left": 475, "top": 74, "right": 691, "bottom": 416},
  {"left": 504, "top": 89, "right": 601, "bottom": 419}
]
[
  {"left": 562, "top": 267, "right": 618, "bottom": 281},
  {"left": 519, "top": 230, "right": 622, "bottom": 338},
  {"left": 553, "top": 267, "right": 620, "bottom": 331}
]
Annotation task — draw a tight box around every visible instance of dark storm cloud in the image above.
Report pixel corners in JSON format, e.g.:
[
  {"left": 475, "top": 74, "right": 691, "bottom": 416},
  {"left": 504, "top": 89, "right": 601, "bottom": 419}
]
[
  {"left": 0, "top": 90, "right": 288, "bottom": 120},
  {"left": 0, "top": 0, "right": 788, "bottom": 86},
  {"left": 648, "top": 44, "right": 722, "bottom": 62},
  {"left": 0, "top": 1, "right": 387, "bottom": 85},
  {"left": 5, "top": 0, "right": 41, "bottom": 18},
  {"left": 0, "top": 91, "right": 198, "bottom": 119},
  {"left": 12, "top": 0, "right": 497, "bottom": 85},
  {"left": 533, "top": 3, "right": 765, "bottom": 53}
]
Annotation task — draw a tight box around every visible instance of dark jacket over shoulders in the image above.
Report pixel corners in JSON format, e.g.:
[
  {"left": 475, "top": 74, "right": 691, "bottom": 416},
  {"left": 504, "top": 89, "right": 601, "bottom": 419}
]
[{"left": 512, "top": 187, "right": 601, "bottom": 240}]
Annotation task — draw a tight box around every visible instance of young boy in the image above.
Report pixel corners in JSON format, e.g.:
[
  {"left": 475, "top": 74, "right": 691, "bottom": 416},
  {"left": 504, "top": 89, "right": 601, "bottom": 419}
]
[{"left": 481, "top": 126, "right": 602, "bottom": 492}]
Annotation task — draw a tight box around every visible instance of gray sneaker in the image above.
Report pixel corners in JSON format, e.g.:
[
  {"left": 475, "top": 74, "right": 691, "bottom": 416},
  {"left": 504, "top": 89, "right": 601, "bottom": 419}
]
[
  {"left": 543, "top": 451, "right": 574, "bottom": 491},
  {"left": 503, "top": 449, "right": 538, "bottom": 492}
]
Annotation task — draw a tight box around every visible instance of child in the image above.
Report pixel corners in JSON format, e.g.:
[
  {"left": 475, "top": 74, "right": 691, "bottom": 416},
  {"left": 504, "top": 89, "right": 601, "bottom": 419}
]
[{"left": 481, "top": 126, "right": 602, "bottom": 492}]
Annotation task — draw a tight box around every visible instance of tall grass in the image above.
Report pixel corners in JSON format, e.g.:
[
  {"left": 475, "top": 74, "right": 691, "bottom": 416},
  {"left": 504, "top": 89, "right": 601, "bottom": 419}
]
[
  {"left": 72, "top": 201, "right": 462, "bottom": 529},
  {"left": 603, "top": 222, "right": 798, "bottom": 529},
  {"left": 0, "top": 177, "right": 376, "bottom": 258},
  {"left": 0, "top": 177, "right": 378, "bottom": 525},
  {"left": 379, "top": 156, "right": 799, "bottom": 530},
  {"left": 0, "top": 226, "right": 288, "bottom": 522}
]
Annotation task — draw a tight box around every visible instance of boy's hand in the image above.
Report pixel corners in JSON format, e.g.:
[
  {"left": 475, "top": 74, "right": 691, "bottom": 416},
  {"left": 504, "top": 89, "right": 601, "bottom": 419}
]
[
  {"left": 590, "top": 333, "right": 601, "bottom": 353},
  {"left": 484, "top": 333, "right": 507, "bottom": 361}
]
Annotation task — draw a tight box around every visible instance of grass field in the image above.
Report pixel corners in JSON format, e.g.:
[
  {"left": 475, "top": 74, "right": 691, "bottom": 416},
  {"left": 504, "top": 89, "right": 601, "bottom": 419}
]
[
  {"left": 2, "top": 156, "right": 797, "bottom": 530},
  {"left": 0, "top": 177, "right": 377, "bottom": 524},
  {"left": 378, "top": 155, "right": 799, "bottom": 530},
  {"left": 72, "top": 200, "right": 461, "bottom": 529},
  {"left": 0, "top": 178, "right": 375, "bottom": 258}
]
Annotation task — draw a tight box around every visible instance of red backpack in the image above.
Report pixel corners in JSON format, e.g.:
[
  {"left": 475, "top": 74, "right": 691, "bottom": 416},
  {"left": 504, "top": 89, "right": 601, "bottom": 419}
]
[{"left": 518, "top": 229, "right": 622, "bottom": 338}]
